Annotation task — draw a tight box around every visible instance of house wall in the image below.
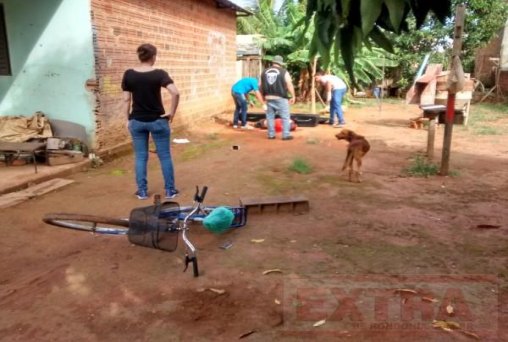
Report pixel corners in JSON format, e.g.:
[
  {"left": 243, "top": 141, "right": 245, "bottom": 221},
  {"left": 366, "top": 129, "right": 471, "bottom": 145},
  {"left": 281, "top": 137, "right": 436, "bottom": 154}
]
[
  {"left": 91, "top": 0, "right": 237, "bottom": 151},
  {"left": 474, "top": 31, "right": 503, "bottom": 87},
  {"left": 0, "top": 0, "right": 96, "bottom": 144}
]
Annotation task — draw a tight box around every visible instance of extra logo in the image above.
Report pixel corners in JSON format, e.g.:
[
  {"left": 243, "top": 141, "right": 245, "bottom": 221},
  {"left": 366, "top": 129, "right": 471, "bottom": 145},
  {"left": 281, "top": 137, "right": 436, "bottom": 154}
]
[{"left": 266, "top": 68, "right": 280, "bottom": 85}]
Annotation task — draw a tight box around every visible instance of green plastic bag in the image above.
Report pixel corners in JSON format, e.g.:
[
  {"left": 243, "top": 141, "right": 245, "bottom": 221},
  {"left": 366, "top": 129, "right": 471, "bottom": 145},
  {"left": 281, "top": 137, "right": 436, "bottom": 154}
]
[{"left": 202, "top": 207, "right": 234, "bottom": 234}]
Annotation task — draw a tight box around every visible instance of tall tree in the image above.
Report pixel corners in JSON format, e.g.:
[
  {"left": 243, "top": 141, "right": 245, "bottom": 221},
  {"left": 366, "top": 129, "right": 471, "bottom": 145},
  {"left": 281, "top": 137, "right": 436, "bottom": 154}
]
[
  {"left": 304, "top": 0, "right": 452, "bottom": 83},
  {"left": 391, "top": 0, "right": 508, "bottom": 90}
]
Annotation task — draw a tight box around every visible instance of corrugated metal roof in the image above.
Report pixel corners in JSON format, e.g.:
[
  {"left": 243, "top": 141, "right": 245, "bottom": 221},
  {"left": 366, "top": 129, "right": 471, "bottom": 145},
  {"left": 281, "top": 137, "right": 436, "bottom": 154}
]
[{"left": 214, "top": 0, "right": 254, "bottom": 15}]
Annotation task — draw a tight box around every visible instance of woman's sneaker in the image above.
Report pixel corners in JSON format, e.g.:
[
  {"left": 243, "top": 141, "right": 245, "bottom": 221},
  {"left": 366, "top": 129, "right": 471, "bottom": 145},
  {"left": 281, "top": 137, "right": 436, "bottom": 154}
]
[
  {"left": 165, "top": 188, "right": 180, "bottom": 199},
  {"left": 135, "top": 190, "right": 148, "bottom": 200}
]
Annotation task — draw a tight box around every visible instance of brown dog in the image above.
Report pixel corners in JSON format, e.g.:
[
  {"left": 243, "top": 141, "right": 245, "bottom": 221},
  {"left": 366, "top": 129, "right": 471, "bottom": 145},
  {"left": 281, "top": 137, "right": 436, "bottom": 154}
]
[{"left": 335, "top": 129, "right": 370, "bottom": 182}]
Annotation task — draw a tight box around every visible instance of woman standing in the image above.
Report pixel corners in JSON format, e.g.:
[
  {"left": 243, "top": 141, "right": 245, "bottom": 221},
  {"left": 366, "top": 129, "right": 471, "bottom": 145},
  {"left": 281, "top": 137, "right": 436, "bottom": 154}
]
[{"left": 121, "top": 43, "right": 180, "bottom": 200}]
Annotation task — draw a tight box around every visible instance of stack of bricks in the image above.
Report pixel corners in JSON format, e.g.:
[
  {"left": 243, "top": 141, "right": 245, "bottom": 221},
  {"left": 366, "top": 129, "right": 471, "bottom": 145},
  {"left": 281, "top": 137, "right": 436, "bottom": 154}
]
[{"left": 91, "top": 0, "right": 237, "bottom": 151}]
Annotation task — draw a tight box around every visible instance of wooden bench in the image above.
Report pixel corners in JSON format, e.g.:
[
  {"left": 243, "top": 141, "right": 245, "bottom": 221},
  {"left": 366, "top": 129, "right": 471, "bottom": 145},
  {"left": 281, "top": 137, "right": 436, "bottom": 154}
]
[
  {"left": 240, "top": 195, "right": 310, "bottom": 214},
  {"left": 0, "top": 141, "right": 47, "bottom": 173}
]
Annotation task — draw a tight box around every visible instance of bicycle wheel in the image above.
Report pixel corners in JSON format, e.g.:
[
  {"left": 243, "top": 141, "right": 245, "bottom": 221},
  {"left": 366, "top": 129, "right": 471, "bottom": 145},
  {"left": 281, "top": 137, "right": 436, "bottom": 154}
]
[{"left": 43, "top": 213, "right": 129, "bottom": 235}]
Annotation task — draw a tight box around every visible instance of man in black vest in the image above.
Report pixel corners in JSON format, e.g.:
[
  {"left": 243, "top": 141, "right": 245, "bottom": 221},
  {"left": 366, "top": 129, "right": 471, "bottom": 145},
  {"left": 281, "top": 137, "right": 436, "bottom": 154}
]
[{"left": 260, "top": 55, "right": 296, "bottom": 140}]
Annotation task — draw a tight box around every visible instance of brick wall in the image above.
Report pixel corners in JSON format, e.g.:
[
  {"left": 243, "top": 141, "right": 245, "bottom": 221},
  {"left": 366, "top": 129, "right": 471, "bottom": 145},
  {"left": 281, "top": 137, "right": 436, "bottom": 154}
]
[
  {"left": 474, "top": 31, "right": 502, "bottom": 87},
  {"left": 90, "top": 0, "right": 237, "bottom": 151}
]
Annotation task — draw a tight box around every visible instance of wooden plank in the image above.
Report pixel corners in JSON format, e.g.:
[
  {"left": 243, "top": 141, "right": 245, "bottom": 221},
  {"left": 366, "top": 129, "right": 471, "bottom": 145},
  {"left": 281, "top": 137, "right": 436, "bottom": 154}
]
[
  {"left": 0, "top": 178, "right": 74, "bottom": 209},
  {"left": 240, "top": 195, "right": 309, "bottom": 206},
  {"left": 240, "top": 195, "right": 310, "bottom": 214}
]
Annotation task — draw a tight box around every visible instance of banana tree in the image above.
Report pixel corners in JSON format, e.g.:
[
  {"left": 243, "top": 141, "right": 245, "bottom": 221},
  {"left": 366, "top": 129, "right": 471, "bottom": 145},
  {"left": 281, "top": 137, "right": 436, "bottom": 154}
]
[{"left": 304, "top": 0, "right": 452, "bottom": 84}]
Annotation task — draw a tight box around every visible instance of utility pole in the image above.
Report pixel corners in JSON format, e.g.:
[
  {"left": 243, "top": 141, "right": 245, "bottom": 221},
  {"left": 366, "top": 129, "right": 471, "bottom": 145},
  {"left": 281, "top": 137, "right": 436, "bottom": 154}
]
[{"left": 440, "top": 4, "right": 465, "bottom": 176}]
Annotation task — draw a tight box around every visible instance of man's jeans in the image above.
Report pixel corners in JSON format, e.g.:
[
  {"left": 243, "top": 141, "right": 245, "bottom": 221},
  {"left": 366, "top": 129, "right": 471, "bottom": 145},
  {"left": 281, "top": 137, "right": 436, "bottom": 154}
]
[
  {"left": 128, "top": 118, "right": 175, "bottom": 192},
  {"left": 330, "top": 88, "right": 346, "bottom": 125},
  {"left": 266, "top": 98, "right": 291, "bottom": 138},
  {"left": 232, "top": 92, "right": 248, "bottom": 126}
]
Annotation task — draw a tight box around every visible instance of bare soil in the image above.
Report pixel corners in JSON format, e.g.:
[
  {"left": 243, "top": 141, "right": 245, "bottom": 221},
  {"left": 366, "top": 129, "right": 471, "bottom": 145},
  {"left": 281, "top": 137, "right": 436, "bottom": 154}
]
[{"left": 1, "top": 100, "right": 507, "bottom": 341}]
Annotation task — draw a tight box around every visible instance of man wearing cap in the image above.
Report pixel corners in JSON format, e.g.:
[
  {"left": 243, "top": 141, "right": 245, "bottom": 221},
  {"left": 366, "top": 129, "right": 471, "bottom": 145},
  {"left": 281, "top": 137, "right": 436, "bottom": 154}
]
[
  {"left": 260, "top": 55, "right": 296, "bottom": 140},
  {"left": 315, "top": 71, "right": 348, "bottom": 127}
]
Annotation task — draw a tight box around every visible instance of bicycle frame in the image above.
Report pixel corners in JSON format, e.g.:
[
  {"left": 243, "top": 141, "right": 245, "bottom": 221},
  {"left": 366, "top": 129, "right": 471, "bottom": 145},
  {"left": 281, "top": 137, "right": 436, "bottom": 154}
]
[{"left": 180, "top": 186, "right": 208, "bottom": 277}]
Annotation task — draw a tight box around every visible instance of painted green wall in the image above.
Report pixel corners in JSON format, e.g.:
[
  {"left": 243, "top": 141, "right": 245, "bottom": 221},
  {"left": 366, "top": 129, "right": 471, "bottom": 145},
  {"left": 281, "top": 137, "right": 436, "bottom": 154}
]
[{"left": 0, "top": 0, "right": 95, "bottom": 144}]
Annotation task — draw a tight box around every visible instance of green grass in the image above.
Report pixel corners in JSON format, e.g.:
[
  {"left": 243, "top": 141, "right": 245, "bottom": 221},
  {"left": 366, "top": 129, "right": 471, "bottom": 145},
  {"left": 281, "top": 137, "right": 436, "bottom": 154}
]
[
  {"left": 178, "top": 139, "right": 229, "bottom": 161},
  {"left": 305, "top": 137, "right": 320, "bottom": 145},
  {"left": 403, "top": 155, "right": 439, "bottom": 177},
  {"left": 288, "top": 157, "right": 313, "bottom": 174},
  {"left": 465, "top": 102, "right": 508, "bottom": 135}
]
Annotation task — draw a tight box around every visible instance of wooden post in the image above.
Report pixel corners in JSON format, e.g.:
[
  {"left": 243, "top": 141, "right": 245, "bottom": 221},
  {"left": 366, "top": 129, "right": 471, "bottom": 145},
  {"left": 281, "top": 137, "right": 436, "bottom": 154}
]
[
  {"left": 427, "top": 114, "right": 437, "bottom": 160},
  {"left": 440, "top": 5, "right": 465, "bottom": 176},
  {"left": 311, "top": 56, "right": 318, "bottom": 114}
]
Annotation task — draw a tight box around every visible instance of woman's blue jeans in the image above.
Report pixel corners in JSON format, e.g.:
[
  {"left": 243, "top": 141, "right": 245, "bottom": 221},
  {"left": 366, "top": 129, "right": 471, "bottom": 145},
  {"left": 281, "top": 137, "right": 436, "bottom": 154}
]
[
  {"left": 330, "top": 88, "right": 346, "bottom": 125},
  {"left": 232, "top": 92, "right": 248, "bottom": 126},
  {"left": 128, "top": 118, "right": 175, "bottom": 192}
]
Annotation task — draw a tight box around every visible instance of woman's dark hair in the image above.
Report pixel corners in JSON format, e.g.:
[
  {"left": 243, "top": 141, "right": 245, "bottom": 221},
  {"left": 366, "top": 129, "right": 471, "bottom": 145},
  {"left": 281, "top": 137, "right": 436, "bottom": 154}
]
[{"left": 137, "top": 44, "right": 157, "bottom": 62}]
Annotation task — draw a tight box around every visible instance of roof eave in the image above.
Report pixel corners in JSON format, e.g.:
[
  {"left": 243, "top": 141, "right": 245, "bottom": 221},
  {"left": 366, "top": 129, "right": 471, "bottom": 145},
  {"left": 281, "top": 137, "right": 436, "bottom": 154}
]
[{"left": 214, "top": 0, "right": 253, "bottom": 16}]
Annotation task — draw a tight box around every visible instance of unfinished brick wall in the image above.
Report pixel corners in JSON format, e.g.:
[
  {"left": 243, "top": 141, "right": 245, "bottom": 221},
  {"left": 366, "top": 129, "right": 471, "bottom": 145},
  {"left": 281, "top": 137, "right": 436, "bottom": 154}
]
[
  {"left": 91, "top": 0, "right": 237, "bottom": 152},
  {"left": 474, "top": 32, "right": 502, "bottom": 87}
]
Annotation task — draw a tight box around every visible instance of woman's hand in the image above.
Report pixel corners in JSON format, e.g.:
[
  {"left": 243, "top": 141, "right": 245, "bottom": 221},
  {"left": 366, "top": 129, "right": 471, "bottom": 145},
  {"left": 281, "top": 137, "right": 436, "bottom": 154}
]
[{"left": 160, "top": 113, "right": 174, "bottom": 123}]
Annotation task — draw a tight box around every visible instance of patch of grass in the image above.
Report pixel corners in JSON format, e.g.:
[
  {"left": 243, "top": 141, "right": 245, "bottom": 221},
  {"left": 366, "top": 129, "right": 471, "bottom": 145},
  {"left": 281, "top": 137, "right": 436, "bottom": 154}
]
[
  {"left": 110, "top": 169, "right": 126, "bottom": 176},
  {"left": 464, "top": 103, "right": 508, "bottom": 136},
  {"left": 403, "top": 155, "right": 439, "bottom": 177},
  {"left": 305, "top": 138, "right": 320, "bottom": 145},
  {"left": 448, "top": 169, "right": 460, "bottom": 177},
  {"left": 288, "top": 157, "right": 313, "bottom": 174},
  {"left": 255, "top": 174, "right": 294, "bottom": 194},
  {"left": 207, "top": 132, "right": 219, "bottom": 140},
  {"left": 472, "top": 126, "right": 502, "bottom": 135},
  {"left": 178, "top": 140, "right": 229, "bottom": 161}
]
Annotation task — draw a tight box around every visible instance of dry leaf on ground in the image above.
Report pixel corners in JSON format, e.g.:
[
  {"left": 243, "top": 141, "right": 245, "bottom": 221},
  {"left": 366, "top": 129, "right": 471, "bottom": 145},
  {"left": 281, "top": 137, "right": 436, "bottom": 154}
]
[
  {"left": 446, "top": 304, "right": 454, "bottom": 315},
  {"left": 263, "top": 269, "right": 283, "bottom": 275},
  {"left": 421, "top": 296, "right": 438, "bottom": 303},
  {"left": 197, "top": 288, "right": 226, "bottom": 295},
  {"left": 432, "top": 320, "right": 460, "bottom": 331},
  {"left": 460, "top": 330, "right": 480, "bottom": 340},
  {"left": 313, "top": 319, "right": 326, "bottom": 327},
  {"left": 394, "top": 288, "right": 418, "bottom": 295}
]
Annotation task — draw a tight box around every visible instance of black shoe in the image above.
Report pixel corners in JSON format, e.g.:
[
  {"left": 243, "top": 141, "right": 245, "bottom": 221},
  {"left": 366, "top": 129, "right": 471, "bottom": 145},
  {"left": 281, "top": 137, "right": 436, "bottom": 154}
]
[
  {"left": 268, "top": 136, "right": 276, "bottom": 140},
  {"left": 282, "top": 136, "right": 294, "bottom": 141}
]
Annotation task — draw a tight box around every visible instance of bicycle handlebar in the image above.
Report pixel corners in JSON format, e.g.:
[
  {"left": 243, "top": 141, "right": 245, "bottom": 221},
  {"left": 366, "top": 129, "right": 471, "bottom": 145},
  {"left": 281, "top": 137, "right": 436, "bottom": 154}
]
[{"left": 193, "top": 185, "right": 208, "bottom": 203}]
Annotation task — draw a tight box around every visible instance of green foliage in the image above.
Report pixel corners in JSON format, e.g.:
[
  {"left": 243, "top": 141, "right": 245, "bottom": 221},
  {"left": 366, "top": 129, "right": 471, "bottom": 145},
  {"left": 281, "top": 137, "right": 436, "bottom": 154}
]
[
  {"left": 237, "top": 0, "right": 300, "bottom": 57},
  {"left": 239, "top": 1, "right": 398, "bottom": 90},
  {"left": 392, "top": 0, "right": 508, "bottom": 90},
  {"left": 288, "top": 157, "right": 313, "bottom": 174},
  {"left": 305, "top": 0, "right": 452, "bottom": 84},
  {"left": 403, "top": 155, "right": 438, "bottom": 177},
  {"left": 460, "top": 0, "right": 508, "bottom": 71}
]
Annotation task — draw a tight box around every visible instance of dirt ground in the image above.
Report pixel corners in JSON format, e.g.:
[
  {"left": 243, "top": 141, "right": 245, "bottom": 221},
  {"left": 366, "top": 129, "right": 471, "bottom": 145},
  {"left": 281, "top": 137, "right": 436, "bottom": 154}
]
[{"left": 1, "top": 100, "right": 507, "bottom": 341}]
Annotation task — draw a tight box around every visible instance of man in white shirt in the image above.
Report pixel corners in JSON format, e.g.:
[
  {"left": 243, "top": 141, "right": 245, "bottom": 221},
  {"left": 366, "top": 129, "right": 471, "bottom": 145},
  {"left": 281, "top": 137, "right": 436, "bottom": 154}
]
[{"left": 315, "top": 71, "right": 347, "bottom": 127}]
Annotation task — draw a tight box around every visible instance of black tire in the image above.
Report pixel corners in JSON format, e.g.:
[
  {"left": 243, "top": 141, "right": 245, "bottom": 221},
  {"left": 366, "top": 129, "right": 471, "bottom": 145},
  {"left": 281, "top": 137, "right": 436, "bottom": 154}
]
[{"left": 43, "top": 213, "right": 129, "bottom": 235}]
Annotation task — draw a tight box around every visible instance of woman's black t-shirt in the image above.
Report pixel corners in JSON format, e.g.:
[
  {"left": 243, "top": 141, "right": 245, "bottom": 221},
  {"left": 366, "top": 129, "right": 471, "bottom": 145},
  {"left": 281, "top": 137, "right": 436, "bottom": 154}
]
[{"left": 121, "top": 69, "right": 173, "bottom": 122}]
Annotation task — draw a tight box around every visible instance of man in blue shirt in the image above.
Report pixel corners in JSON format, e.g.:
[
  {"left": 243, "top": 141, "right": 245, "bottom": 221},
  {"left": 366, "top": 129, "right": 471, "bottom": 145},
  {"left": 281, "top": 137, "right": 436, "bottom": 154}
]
[{"left": 231, "top": 77, "right": 265, "bottom": 129}]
